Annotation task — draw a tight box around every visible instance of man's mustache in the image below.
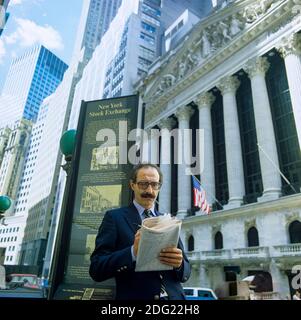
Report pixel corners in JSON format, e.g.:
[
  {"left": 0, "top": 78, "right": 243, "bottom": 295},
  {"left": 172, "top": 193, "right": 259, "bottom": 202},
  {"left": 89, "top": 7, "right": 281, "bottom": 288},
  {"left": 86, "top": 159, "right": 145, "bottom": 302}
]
[{"left": 141, "top": 193, "right": 155, "bottom": 199}]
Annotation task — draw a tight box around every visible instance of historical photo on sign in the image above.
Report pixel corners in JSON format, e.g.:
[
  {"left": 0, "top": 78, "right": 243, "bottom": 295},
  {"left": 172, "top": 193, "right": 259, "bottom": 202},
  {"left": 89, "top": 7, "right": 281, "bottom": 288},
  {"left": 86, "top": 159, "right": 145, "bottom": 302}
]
[
  {"left": 90, "top": 146, "right": 119, "bottom": 171},
  {"left": 84, "top": 234, "right": 97, "bottom": 263},
  {"left": 80, "top": 185, "right": 122, "bottom": 213}
]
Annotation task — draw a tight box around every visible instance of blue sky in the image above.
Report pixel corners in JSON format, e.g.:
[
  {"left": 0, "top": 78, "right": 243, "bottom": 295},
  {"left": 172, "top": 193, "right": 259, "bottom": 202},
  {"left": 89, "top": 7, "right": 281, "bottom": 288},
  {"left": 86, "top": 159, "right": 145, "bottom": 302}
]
[{"left": 0, "top": 0, "right": 83, "bottom": 91}]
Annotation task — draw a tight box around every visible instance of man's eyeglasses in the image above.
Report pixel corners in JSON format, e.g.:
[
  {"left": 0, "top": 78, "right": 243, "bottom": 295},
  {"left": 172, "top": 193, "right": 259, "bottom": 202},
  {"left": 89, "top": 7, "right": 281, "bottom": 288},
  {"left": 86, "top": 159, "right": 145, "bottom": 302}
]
[{"left": 135, "top": 181, "right": 162, "bottom": 190}]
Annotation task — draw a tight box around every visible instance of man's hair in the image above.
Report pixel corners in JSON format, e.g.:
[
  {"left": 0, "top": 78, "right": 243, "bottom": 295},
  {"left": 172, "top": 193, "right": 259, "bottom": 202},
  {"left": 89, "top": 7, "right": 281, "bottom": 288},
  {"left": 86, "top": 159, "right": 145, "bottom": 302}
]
[{"left": 130, "top": 163, "right": 163, "bottom": 183}]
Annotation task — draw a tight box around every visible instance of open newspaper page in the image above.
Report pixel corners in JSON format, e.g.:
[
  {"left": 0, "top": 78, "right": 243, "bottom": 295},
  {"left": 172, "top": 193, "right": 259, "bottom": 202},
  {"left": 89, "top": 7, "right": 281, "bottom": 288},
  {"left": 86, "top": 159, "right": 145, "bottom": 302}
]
[{"left": 135, "top": 214, "right": 182, "bottom": 272}]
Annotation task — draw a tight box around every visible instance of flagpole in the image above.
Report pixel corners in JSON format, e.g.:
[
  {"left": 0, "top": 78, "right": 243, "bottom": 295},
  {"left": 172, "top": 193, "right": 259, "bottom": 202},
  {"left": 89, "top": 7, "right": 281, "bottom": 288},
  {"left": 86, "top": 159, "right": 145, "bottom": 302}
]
[
  {"left": 257, "top": 143, "right": 298, "bottom": 194},
  {"left": 192, "top": 174, "right": 223, "bottom": 209}
]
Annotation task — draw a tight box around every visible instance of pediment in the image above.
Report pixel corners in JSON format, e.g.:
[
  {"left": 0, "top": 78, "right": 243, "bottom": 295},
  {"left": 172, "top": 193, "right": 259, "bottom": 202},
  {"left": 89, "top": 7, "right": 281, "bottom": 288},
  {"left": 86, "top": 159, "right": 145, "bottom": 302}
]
[{"left": 142, "top": 0, "right": 287, "bottom": 117}]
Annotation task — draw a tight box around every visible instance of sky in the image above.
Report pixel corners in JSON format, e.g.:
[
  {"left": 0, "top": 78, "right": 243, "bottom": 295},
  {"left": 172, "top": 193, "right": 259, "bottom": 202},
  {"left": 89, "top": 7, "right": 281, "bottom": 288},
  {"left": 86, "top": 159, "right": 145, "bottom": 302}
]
[{"left": 0, "top": 0, "right": 83, "bottom": 91}]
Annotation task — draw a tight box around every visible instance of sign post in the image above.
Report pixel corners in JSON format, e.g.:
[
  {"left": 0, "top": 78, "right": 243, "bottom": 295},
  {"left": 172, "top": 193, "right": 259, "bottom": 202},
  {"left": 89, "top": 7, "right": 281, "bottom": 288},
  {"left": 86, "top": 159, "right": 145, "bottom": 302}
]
[{"left": 49, "top": 95, "right": 139, "bottom": 300}]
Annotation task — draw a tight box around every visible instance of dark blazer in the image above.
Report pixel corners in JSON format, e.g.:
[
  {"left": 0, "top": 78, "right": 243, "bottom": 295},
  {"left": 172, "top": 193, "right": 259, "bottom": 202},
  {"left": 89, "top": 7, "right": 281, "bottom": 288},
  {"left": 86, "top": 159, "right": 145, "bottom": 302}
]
[{"left": 89, "top": 204, "right": 191, "bottom": 300}]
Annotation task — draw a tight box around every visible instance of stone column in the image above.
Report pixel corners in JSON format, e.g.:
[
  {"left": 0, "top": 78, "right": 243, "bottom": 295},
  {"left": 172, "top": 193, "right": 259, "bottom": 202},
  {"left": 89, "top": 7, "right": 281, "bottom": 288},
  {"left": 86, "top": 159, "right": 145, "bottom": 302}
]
[
  {"left": 147, "top": 127, "right": 160, "bottom": 164},
  {"left": 199, "top": 264, "right": 210, "bottom": 288},
  {"left": 217, "top": 76, "right": 245, "bottom": 209},
  {"left": 277, "top": 33, "right": 301, "bottom": 150},
  {"left": 175, "top": 106, "right": 194, "bottom": 219},
  {"left": 244, "top": 57, "right": 282, "bottom": 201},
  {"left": 158, "top": 118, "right": 176, "bottom": 214},
  {"left": 195, "top": 92, "right": 216, "bottom": 211},
  {"left": 141, "top": 128, "right": 150, "bottom": 163},
  {"left": 269, "top": 259, "right": 291, "bottom": 300}
]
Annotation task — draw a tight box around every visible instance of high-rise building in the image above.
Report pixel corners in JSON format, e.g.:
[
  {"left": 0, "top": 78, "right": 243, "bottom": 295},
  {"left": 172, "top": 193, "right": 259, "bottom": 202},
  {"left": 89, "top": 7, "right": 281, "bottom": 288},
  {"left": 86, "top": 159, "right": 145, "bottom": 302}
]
[
  {"left": 0, "top": 45, "right": 68, "bottom": 127},
  {"left": 17, "top": 0, "right": 123, "bottom": 272},
  {"left": 0, "top": 0, "right": 10, "bottom": 37},
  {"left": 72, "top": 0, "right": 122, "bottom": 62},
  {"left": 0, "top": 45, "right": 68, "bottom": 265},
  {"left": 0, "top": 119, "right": 32, "bottom": 200},
  {"left": 0, "top": 119, "right": 32, "bottom": 265},
  {"left": 68, "top": 0, "right": 213, "bottom": 129}
]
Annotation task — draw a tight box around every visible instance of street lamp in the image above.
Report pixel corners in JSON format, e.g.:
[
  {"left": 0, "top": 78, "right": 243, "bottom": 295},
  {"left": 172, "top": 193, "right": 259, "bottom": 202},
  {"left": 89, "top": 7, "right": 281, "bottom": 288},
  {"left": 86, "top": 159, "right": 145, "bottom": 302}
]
[
  {"left": 0, "top": 195, "right": 11, "bottom": 225},
  {"left": 48, "top": 129, "right": 77, "bottom": 299},
  {"left": 60, "top": 129, "right": 77, "bottom": 173}
]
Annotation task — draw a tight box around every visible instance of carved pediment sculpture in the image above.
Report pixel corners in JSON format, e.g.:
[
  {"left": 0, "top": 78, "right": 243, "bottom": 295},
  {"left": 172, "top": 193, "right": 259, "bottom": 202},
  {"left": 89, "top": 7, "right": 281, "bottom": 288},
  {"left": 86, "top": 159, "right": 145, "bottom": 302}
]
[
  {"left": 243, "top": 0, "right": 274, "bottom": 23},
  {"left": 155, "top": 73, "right": 176, "bottom": 96},
  {"left": 146, "top": 0, "right": 281, "bottom": 105}
]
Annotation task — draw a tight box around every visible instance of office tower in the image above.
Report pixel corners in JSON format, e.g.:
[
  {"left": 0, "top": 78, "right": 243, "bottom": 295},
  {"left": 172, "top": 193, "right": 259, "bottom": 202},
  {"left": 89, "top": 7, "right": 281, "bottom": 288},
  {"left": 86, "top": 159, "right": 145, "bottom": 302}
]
[
  {"left": 68, "top": 0, "right": 213, "bottom": 129},
  {"left": 0, "top": 0, "right": 10, "bottom": 37},
  {"left": 17, "top": 0, "right": 123, "bottom": 272},
  {"left": 0, "top": 119, "right": 32, "bottom": 200},
  {"left": 0, "top": 46, "right": 67, "bottom": 265},
  {"left": 73, "top": 0, "right": 122, "bottom": 61},
  {"left": 0, "top": 45, "right": 68, "bottom": 127}
]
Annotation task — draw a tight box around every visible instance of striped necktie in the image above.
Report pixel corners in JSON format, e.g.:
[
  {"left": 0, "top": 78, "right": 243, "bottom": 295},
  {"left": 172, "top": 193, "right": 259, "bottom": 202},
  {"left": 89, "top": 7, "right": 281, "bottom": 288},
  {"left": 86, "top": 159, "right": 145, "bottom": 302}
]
[{"left": 143, "top": 209, "right": 152, "bottom": 219}]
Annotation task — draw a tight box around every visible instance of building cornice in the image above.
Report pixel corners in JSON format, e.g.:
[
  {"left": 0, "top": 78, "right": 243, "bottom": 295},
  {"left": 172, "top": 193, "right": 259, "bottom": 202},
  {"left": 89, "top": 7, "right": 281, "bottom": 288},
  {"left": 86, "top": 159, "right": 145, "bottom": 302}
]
[
  {"left": 182, "top": 193, "right": 301, "bottom": 227},
  {"left": 140, "top": 0, "right": 297, "bottom": 125}
]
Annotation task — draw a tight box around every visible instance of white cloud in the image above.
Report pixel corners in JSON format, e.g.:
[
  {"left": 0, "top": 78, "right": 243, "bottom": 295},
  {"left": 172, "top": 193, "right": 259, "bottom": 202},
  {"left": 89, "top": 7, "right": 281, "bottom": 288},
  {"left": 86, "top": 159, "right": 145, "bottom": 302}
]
[
  {"left": 0, "top": 38, "right": 6, "bottom": 64},
  {"left": 9, "top": 0, "right": 23, "bottom": 6},
  {"left": 9, "top": 0, "right": 45, "bottom": 7},
  {"left": 5, "top": 18, "right": 64, "bottom": 51}
]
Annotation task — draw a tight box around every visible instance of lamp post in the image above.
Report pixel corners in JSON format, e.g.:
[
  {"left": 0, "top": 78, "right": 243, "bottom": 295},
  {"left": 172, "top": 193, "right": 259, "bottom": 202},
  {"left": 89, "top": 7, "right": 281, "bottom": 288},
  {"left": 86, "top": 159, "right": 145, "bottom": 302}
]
[
  {"left": 0, "top": 195, "right": 11, "bottom": 226},
  {"left": 48, "top": 129, "right": 76, "bottom": 299},
  {"left": 0, "top": 195, "right": 11, "bottom": 289}
]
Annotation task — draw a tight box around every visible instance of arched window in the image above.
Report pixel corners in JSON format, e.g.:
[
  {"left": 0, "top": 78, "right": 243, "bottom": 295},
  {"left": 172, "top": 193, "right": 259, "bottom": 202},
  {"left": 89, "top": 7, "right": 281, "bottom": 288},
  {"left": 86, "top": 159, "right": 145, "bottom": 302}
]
[
  {"left": 214, "top": 231, "right": 223, "bottom": 249},
  {"left": 247, "top": 227, "right": 259, "bottom": 247},
  {"left": 289, "top": 221, "right": 301, "bottom": 243},
  {"left": 188, "top": 235, "right": 194, "bottom": 251}
]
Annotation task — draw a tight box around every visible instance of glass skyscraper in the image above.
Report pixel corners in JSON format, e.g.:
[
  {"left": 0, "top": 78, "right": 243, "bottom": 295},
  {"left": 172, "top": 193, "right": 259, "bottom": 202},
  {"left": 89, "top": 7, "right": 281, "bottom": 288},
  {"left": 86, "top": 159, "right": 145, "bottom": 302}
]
[{"left": 0, "top": 45, "right": 68, "bottom": 127}]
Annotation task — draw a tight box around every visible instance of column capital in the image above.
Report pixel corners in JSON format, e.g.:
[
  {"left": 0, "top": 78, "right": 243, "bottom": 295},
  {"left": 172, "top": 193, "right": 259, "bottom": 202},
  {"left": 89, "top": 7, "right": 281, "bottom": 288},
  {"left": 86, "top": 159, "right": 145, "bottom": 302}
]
[
  {"left": 175, "top": 105, "right": 194, "bottom": 121},
  {"left": 244, "top": 56, "right": 270, "bottom": 78},
  {"left": 158, "top": 118, "right": 176, "bottom": 130},
  {"left": 277, "top": 33, "right": 301, "bottom": 58},
  {"left": 195, "top": 92, "right": 216, "bottom": 109},
  {"left": 145, "top": 127, "right": 160, "bottom": 137},
  {"left": 145, "top": 127, "right": 153, "bottom": 135},
  {"left": 217, "top": 75, "right": 240, "bottom": 95}
]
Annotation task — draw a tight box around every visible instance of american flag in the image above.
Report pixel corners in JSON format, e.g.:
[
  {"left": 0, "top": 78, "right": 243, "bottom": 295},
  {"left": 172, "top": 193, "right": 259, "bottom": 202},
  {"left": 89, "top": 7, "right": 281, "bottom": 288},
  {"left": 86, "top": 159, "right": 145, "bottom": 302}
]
[{"left": 192, "top": 176, "right": 211, "bottom": 215}]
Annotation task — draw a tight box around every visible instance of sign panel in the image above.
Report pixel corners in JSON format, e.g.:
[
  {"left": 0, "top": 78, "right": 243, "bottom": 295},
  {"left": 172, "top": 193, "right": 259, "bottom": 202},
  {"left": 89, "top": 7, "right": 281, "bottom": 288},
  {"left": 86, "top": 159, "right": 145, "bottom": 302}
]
[{"left": 53, "top": 95, "right": 139, "bottom": 299}]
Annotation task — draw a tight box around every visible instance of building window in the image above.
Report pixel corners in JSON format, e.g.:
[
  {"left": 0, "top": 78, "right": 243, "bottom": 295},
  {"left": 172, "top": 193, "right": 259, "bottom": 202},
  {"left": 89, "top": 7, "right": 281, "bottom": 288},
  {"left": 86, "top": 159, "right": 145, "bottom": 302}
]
[
  {"left": 138, "top": 56, "right": 152, "bottom": 69},
  {"left": 137, "top": 68, "right": 147, "bottom": 77},
  {"left": 141, "top": 21, "right": 156, "bottom": 34},
  {"left": 289, "top": 220, "right": 301, "bottom": 243},
  {"left": 188, "top": 235, "right": 194, "bottom": 252},
  {"left": 214, "top": 232, "right": 223, "bottom": 250},
  {"left": 139, "top": 45, "right": 155, "bottom": 60},
  {"left": 140, "top": 32, "right": 155, "bottom": 45},
  {"left": 141, "top": 3, "right": 161, "bottom": 17},
  {"left": 142, "top": 13, "right": 160, "bottom": 27},
  {"left": 166, "top": 20, "right": 184, "bottom": 39},
  {"left": 247, "top": 227, "right": 259, "bottom": 247}
]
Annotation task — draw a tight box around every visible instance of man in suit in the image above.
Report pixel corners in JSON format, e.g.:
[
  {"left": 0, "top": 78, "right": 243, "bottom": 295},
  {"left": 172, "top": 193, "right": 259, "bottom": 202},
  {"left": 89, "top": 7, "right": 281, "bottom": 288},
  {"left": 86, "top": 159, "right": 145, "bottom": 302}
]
[{"left": 89, "top": 163, "right": 191, "bottom": 300}]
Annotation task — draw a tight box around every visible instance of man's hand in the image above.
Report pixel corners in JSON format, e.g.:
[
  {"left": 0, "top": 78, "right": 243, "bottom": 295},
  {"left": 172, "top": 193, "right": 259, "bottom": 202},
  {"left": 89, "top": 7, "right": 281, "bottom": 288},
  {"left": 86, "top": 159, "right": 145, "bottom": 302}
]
[
  {"left": 159, "top": 247, "right": 183, "bottom": 269},
  {"left": 133, "top": 230, "right": 141, "bottom": 257}
]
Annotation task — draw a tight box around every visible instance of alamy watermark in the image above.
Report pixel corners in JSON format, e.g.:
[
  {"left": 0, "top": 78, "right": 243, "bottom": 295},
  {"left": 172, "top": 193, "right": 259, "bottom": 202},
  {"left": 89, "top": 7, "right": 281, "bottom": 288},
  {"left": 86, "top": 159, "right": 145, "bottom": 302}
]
[
  {"left": 93, "top": 121, "right": 205, "bottom": 175},
  {"left": 291, "top": 265, "right": 301, "bottom": 290}
]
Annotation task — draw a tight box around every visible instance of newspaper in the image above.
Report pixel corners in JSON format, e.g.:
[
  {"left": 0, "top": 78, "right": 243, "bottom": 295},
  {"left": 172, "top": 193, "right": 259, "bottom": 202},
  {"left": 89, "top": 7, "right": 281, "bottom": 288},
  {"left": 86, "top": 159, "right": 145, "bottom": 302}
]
[{"left": 135, "top": 214, "right": 182, "bottom": 272}]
